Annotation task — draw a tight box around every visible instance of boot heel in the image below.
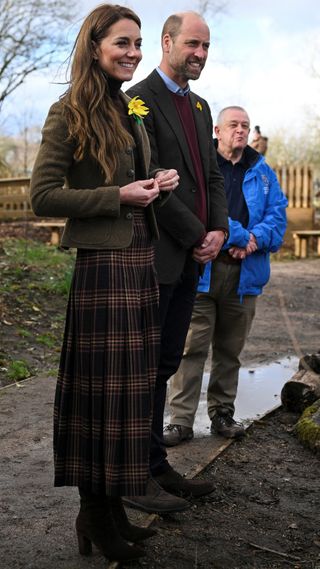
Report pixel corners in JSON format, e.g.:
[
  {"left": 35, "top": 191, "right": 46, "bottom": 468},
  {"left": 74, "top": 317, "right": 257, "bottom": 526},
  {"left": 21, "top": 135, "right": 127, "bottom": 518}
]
[{"left": 77, "top": 531, "right": 92, "bottom": 556}]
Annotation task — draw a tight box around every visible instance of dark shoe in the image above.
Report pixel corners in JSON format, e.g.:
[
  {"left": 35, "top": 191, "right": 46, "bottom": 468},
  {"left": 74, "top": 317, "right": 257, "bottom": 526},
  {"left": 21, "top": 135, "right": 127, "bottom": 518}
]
[
  {"left": 210, "top": 412, "right": 245, "bottom": 439},
  {"left": 109, "top": 496, "right": 157, "bottom": 542},
  {"left": 154, "top": 465, "right": 215, "bottom": 498},
  {"left": 76, "top": 492, "right": 145, "bottom": 562},
  {"left": 122, "top": 477, "right": 190, "bottom": 514},
  {"left": 163, "top": 424, "right": 194, "bottom": 447}
]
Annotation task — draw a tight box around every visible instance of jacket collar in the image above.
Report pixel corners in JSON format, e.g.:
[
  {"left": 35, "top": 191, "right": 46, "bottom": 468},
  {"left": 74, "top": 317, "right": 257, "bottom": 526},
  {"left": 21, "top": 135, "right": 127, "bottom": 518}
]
[{"left": 214, "top": 138, "right": 261, "bottom": 169}]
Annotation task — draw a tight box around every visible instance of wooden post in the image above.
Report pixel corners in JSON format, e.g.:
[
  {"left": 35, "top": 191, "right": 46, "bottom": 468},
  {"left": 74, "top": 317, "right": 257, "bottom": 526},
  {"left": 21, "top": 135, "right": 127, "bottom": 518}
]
[
  {"left": 302, "top": 164, "right": 310, "bottom": 208},
  {"left": 300, "top": 237, "right": 307, "bottom": 258},
  {"left": 50, "top": 227, "right": 60, "bottom": 246},
  {"left": 296, "top": 165, "right": 302, "bottom": 208},
  {"left": 293, "top": 234, "right": 300, "bottom": 257},
  {"left": 288, "top": 165, "right": 295, "bottom": 208}
]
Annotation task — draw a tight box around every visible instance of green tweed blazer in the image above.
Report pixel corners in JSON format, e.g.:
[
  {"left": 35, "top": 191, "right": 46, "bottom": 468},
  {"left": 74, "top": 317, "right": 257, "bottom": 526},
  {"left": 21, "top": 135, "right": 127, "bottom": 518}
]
[{"left": 30, "top": 92, "right": 162, "bottom": 249}]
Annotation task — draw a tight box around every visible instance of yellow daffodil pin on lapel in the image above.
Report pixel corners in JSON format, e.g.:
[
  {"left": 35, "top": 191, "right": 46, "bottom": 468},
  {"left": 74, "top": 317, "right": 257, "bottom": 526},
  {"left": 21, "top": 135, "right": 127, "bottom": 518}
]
[
  {"left": 128, "top": 96, "right": 149, "bottom": 125},
  {"left": 196, "top": 101, "right": 203, "bottom": 111}
]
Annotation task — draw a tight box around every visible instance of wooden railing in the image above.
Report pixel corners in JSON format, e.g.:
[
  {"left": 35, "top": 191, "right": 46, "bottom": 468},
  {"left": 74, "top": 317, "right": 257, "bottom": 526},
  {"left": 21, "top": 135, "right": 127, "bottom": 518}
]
[{"left": 274, "top": 164, "right": 313, "bottom": 208}]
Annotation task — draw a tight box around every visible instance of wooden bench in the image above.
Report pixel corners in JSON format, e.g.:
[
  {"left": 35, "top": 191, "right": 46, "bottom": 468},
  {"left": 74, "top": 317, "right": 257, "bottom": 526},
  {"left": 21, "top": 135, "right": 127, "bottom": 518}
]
[
  {"left": 31, "top": 221, "right": 65, "bottom": 245},
  {"left": 292, "top": 230, "right": 320, "bottom": 258}
]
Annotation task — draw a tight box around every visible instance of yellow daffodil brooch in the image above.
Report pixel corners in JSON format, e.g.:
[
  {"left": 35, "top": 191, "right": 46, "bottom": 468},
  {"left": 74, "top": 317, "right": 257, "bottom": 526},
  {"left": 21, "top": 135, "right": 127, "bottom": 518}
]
[
  {"left": 196, "top": 101, "right": 203, "bottom": 111},
  {"left": 128, "top": 96, "right": 149, "bottom": 124}
]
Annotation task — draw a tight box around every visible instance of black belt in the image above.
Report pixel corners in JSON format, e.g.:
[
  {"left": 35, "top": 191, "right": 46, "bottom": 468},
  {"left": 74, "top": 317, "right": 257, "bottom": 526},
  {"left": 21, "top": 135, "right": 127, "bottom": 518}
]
[{"left": 215, "top": 251, "right": 241, "bottom": 265}]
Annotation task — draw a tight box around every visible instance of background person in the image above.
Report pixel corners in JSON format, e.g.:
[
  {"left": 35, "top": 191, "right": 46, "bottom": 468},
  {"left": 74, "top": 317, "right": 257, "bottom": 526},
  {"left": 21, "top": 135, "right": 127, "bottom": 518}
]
[
  {"left": 164, "top": 105, "right": 287, "bottom": 446},
  {"left": 250, "top": 125, "right": 268, "bottom": 156},
  {"left": 125, "top": 11, "right": 229, "bottom": 514},
  {"left": 30, "top": 4, "right": 178, "bottom": 563}
]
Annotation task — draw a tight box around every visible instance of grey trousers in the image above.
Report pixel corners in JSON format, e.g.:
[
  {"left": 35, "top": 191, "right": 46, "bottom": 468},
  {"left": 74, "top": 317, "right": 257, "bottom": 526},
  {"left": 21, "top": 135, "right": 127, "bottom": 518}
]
[{"left": 168, "top": 261, "right": 257, "bottom": 427}]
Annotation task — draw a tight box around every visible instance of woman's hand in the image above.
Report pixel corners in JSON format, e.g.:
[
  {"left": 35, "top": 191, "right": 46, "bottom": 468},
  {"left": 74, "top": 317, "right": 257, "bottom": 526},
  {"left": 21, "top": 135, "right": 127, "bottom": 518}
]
[
  {"left": 119, "top": 179, "right": 160, "bottom": 207},
  {"left": 155, "top": 169, "right": 179, "bottom": 192}
]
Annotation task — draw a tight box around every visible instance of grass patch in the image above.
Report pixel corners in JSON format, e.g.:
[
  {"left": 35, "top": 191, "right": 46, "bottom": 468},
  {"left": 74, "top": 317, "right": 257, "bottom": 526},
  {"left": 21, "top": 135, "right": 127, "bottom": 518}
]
[
  {"left": 7, "top": 359, "right": 32, "bottom": 381},
  {"left": 36, "top": 333, "right": 57, "bottom": 349},
  {"left": 2, "top": 238, "right": 75, "bottom": 296},
  {"left": 0, "top": 238, "right": 74, "bottom": 387}
]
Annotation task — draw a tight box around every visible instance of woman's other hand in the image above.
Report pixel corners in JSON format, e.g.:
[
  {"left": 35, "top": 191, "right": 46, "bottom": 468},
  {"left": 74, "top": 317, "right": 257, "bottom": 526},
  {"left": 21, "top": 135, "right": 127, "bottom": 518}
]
[
  {"left": 119, "top": 179, "right": 160, "bottom": 206},
  {"left": 155, "top": 169, "right": 179, "bottom": 192}
]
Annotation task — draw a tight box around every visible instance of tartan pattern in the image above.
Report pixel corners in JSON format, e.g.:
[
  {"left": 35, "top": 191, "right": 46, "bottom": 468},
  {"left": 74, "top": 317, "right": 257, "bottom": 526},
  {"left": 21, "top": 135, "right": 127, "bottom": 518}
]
[{"left": 53, "top": 209, "right": 160, "bottom": 496}]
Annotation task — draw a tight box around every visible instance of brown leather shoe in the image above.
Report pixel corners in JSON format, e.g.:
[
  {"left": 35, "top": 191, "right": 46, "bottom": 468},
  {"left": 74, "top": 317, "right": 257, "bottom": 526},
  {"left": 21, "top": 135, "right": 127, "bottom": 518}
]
[
  {"left": 210, "top": 412, "right": 245, "bottom": 439},
  {"left": 163, "top": 424, "right": 194, "bottom": 447},
  {"left": 122, "top": 478, "right": 190, "bottom": 514},
  {"left": 154, "top": 465, "right": 215, "bottom": 498}
]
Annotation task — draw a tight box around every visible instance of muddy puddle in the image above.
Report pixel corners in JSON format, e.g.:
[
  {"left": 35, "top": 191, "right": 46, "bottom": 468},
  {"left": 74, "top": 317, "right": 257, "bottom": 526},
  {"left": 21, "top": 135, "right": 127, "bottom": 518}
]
[{"left": 165, "top": 356, "right": 299, "bottom": 436}]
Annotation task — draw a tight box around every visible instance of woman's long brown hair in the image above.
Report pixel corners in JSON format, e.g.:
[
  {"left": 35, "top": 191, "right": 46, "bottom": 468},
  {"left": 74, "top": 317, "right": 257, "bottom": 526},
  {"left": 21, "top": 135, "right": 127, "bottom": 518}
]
[{"left": 62, "top": 4, "right": 141, "bottom": 181}]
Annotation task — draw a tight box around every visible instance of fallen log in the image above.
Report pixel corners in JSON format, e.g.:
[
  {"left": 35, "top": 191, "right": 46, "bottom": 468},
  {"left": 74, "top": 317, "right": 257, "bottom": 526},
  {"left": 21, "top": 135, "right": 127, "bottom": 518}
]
[
  {"left": 281, "top": 369, "right": 320, "bottom": 412},
  {"left": 295, "top": 399, "right": 320, "bottom": 453},
  {"left": 298, "top": 352, "right": 320, "bottom": 374}
]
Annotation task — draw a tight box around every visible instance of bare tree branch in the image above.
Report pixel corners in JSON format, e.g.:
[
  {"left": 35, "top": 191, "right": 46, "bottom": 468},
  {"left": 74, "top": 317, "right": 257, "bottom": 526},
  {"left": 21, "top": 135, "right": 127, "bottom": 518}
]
[
  {"left": 197, "top": 0, "right": 228, "bottom": 17},
  {"left": 0, "top": 0, "right": 76, "bottom": 111}
]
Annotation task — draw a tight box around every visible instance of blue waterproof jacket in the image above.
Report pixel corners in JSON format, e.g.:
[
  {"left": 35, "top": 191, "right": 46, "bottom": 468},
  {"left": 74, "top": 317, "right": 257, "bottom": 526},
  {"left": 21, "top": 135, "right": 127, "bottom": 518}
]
[{"left": 198, "top": 149, "right": 288, "bottom": 298}]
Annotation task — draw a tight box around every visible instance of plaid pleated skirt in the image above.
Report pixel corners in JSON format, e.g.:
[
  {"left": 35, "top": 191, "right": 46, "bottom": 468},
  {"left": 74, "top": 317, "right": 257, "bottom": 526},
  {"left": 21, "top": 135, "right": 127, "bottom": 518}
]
[{"left": 53, "top": 209, "right": 160, "bottom": 496}]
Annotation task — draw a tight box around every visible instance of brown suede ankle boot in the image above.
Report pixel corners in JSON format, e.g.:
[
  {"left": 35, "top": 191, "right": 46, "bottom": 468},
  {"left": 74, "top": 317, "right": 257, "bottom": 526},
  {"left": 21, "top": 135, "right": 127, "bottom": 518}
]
[
  {"left": 76, "top": 490, "right": 145, "bottom": 562},
  {"left": 109, "top": 496, "right": 157, "bottom": 542}
]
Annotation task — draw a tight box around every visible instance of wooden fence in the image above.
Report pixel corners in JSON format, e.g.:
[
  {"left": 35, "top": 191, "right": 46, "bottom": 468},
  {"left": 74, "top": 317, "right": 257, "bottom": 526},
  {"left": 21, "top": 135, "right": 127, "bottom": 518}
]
[
  {"left": 0, "top": 164, "right": 316, "bottom": 219},
  {"left": 0, "top": 177, "right": 33, "bottom": 219},
  {"left": 273, "top": 164, "right": 313, "bottom": 209}
]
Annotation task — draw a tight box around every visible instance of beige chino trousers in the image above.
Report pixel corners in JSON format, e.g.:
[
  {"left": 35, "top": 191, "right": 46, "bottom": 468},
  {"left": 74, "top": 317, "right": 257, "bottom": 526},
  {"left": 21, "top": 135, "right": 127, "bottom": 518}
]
[{"left": 168, "top": 261, "right": 257, "bottom": 428}]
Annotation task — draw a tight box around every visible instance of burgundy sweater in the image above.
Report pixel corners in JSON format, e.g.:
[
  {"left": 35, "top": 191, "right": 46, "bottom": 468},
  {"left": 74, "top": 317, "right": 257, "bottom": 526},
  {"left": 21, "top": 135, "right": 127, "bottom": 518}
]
[{"left": 171, "top": 92, "right": 207, "bottom": 230}]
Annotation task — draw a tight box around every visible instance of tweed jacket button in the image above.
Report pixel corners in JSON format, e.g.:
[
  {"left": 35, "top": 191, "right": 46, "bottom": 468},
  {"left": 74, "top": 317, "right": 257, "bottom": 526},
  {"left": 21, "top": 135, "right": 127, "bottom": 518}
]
[{"left": 125, "top": 212, "right": 133, "bottom": 220}]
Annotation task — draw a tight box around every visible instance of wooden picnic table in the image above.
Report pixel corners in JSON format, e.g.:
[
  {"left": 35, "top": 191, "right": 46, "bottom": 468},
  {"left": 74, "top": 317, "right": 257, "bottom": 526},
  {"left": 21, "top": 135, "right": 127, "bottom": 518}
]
[
  {"left": 31, "top": 221, "right": 65, "bottom": 245},
  {"left": 292, "top": 229, "right": 320, "bottom": 258}
]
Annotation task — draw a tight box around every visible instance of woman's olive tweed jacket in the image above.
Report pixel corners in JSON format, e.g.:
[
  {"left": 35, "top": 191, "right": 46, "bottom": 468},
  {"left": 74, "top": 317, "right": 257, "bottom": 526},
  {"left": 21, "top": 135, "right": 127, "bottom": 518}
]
[{"left": 31, "top": 92, "right": 163, "bottom": 249}]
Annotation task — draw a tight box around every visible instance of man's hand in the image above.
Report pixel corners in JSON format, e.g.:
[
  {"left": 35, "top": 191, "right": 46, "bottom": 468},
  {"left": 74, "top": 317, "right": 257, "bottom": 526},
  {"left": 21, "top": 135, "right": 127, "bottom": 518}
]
[
  {"left": 228, "top": 246, "right": 247, "bottom": 260},
  {"left": 228, "top": 234, "right": 258, "bottom": 260},
  {"left": 246, "top": 233, "right": 258, "bottom": 255},
  {"left": 192, "top": 230, "right": 225, "bottom": 263}
]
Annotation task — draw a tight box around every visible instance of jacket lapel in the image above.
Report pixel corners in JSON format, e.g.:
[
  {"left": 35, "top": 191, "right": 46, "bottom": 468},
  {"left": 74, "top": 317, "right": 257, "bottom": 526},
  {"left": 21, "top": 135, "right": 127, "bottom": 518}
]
[
  {"left": 120, "top": 91, "right": 150, "bottom": 178},
  {"left": 147, "top": 70, "right": 196, "bottom": 181},
  {"left": 189, "top": 92, "right": 210, "bottom": 184}
]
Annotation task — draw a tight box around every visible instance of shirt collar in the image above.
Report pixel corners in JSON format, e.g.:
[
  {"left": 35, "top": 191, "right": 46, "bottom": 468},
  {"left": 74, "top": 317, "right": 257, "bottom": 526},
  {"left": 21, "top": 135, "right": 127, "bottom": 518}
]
[
  {"left": 217, "top": 149, "right": 249, "bottom": 169},
  {"left": 156, "top": 67, "right": 190, "bottom": 96}
]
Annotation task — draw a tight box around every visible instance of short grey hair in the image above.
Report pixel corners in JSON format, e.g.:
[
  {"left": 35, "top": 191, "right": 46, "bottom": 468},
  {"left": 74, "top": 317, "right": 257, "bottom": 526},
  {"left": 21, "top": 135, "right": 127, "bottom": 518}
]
[{"left": 216, "top": 106, "right": 249, "bottom": 125}]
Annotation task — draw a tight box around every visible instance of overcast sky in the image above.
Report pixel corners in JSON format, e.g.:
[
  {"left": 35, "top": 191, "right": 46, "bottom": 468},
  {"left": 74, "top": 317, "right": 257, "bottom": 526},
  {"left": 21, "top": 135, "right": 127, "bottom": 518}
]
[{"left": 3, "top": 0, "right": 320, "bottom": 138}]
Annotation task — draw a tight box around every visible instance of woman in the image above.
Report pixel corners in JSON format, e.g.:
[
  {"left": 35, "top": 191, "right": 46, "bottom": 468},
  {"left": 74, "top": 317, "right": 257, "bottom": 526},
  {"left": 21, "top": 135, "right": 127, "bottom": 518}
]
[{"left": 31, "top": 4, "right": 178, "bottom": 563}]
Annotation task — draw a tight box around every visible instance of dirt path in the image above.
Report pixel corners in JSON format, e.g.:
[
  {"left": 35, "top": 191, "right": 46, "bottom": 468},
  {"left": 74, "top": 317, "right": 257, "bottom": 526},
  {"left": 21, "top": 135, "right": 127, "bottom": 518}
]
[
  {"left": 241, "top": 258, "right": 320, "bottom": 366},
  {"left": 142, "top": 407, "right": 320, "bottom": 569},
  {"left": 0, "top": 258, "right": 319, "bottom": 569}
]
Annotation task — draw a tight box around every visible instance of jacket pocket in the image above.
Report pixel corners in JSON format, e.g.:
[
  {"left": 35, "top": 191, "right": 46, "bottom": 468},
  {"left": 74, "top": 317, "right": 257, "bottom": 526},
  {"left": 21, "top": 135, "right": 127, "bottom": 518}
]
[
  {"left": 66, "top": 217, "right": 112, "bottom": 244},
  {"left": 241, "top": 252, "right": 270, "bottom": 294}
]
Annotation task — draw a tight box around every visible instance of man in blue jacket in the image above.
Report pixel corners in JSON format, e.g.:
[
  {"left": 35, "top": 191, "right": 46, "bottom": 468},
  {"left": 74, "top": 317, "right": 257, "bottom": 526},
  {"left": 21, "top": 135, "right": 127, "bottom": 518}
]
[{"left": 164, "top": 105, "right": 288, "bottom": 445}]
